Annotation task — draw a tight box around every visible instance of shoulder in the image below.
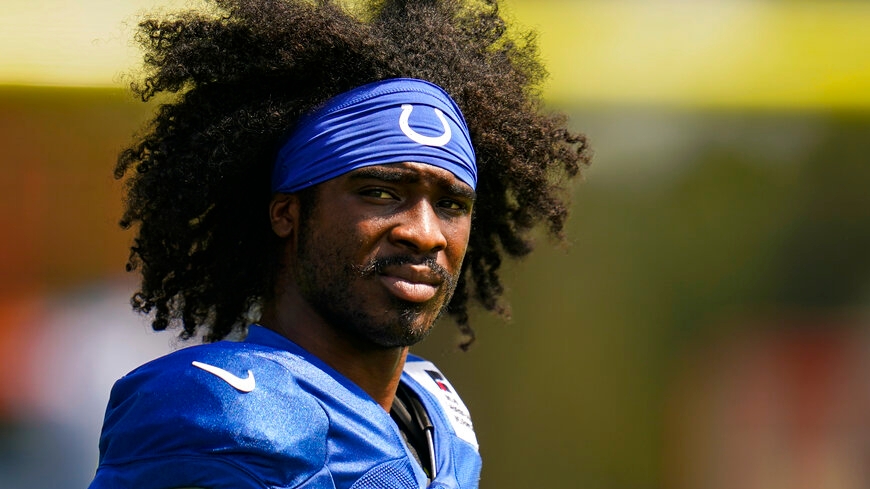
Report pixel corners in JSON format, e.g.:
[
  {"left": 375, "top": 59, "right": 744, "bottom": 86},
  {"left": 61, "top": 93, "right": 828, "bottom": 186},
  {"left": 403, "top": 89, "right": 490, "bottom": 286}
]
[
  {"left": 402, "top": 355, "right": 478, "bottom": 449},
  {"left": 402, "top": 355, "right": 482, "bottom": 488},
  {"left": 94, "top": 341, "right": 331, "bottom": 489}
]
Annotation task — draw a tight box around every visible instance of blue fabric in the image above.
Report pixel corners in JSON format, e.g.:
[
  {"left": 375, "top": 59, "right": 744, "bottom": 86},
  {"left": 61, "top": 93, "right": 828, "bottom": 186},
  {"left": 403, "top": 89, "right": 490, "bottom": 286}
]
[
  {"left": 89, "top": 326, "right": 481, "bottom": 489},
  {"left": 272, "top": 78, "right": 477, "bottom": 193}
]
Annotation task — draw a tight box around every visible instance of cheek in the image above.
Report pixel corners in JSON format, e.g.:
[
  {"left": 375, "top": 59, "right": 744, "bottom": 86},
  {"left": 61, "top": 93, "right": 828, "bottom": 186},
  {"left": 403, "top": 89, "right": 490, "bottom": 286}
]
[
  {"left": 352, "top": 220, "right": 384, "bottom": 251},
  {"left": 445, "top": 224, "right": 472, "bottom": 269},
  {"left": 319, "top": 220, "right": 387, "bottom": 269}
]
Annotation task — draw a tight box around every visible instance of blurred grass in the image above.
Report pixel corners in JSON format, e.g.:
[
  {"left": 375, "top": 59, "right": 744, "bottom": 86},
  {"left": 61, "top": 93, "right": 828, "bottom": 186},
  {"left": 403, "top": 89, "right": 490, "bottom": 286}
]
[
  {"left": 3, "top": 84, "right": 870, "bottom": 488},
  {"left": 417, "top": 106, "right": 870, "bottom": 489}
]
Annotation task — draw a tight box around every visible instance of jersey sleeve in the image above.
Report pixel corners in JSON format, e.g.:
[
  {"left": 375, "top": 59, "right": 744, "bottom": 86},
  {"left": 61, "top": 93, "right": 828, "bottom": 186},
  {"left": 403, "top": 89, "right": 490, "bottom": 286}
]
[{"left": 88, "top": 345, "right": 335, "bottom": 489}]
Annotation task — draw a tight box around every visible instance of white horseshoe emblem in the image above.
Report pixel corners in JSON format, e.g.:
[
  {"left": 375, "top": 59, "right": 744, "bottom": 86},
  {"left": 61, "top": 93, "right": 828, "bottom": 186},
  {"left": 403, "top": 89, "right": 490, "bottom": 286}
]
[{"left": 399, "top": 104, "right": 452, "bottom": 147}]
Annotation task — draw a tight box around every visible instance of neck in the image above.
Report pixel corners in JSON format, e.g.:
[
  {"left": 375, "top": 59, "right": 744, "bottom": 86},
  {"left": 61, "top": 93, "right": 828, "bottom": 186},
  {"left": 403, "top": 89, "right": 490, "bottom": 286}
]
[{"left": 260, "top": 296, "right": 408, "bottom": 412}]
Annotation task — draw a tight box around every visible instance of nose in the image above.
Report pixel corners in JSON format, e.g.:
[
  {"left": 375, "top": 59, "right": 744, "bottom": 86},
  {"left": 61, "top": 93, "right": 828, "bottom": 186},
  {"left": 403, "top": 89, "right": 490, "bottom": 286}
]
[{"left": 389, "top": 199, "right": 448, "bottom": 254}]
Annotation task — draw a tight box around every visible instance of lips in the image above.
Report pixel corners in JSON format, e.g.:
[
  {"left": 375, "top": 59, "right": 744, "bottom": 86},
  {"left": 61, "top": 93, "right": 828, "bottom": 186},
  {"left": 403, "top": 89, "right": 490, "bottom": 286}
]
[{"left": 378, "top": 264, "right": 443, "bottom": 303}]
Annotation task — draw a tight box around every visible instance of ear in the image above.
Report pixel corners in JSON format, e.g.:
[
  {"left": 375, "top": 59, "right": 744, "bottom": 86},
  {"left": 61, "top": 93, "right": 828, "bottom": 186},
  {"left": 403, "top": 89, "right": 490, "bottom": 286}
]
[{"left": 270, "top": 193, "right": 300, "bottom": 239}]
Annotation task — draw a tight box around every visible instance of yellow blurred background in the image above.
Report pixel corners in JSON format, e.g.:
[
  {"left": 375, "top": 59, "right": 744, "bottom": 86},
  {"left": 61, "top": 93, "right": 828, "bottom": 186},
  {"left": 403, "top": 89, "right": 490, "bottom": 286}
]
[{"left": 2, "top": 1, "right": 870, "bottom": 488}]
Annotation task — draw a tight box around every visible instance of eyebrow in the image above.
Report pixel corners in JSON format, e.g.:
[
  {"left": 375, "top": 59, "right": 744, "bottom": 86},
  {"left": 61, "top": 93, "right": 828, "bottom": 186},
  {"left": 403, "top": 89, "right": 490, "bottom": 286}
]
[{"left": 347, "top": 166, "right": 476, "bottom": 200}]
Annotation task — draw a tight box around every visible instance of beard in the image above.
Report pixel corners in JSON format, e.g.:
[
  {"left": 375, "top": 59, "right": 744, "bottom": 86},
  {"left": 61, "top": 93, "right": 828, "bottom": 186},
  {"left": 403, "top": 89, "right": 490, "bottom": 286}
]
[{"left": 293, "top": 223, "right": 459, "bottom": 349}]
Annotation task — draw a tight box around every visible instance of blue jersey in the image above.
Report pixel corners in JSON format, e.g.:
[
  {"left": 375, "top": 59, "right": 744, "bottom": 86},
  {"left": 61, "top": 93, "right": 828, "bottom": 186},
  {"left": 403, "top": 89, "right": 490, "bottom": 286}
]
[{"left": 89, "top": 326, "right": 481, "bottom": 489}]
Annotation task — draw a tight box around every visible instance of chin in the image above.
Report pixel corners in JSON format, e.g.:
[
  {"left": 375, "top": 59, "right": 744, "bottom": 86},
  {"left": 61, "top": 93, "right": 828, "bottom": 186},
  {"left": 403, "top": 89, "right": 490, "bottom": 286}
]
[
  {"left": 366, "top": 320, "right": 434, "bottom": 348},
  {"left": 362, "top": 306, "right": 440, "bottom": 348},
  {"left": 316, "top": 290, "right": 447, "bottom": 349}
]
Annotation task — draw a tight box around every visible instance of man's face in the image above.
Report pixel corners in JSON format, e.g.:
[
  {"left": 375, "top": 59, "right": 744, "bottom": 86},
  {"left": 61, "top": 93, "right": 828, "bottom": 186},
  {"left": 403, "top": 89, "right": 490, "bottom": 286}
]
[{"left": 292, "top": 162, "right": 475, "bottom": 348}]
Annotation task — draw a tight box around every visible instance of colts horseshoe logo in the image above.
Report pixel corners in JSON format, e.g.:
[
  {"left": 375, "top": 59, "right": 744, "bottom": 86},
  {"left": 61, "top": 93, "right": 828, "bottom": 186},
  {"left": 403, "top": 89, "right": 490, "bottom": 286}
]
[{"left": 399, "top": 104, "right": 452, "bottom": 147}]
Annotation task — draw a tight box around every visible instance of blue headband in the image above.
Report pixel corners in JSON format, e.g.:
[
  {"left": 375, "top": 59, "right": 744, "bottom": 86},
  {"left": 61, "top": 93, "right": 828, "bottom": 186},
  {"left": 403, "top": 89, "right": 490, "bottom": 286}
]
[{"left": 272, "top": 78, "right": 477, "bottom": 193}]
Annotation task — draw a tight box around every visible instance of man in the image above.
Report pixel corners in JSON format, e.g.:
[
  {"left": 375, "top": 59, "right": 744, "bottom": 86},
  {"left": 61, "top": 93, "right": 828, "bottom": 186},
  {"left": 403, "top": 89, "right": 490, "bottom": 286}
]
[{"left": 89, "top": 1, "right": 589, "bottom": 488}]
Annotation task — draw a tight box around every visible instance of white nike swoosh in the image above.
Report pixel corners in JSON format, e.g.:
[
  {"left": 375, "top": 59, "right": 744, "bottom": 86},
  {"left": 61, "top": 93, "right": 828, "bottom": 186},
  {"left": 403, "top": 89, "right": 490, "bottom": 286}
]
[{"left": 191, "top": 361, "right": 256, "bottom": 393}]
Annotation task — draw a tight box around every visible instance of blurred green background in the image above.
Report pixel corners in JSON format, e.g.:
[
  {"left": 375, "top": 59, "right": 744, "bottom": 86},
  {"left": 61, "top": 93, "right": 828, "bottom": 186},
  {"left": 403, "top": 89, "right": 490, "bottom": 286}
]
[{"left": 2, "top": 1, "right": 870, "bottom": 488}]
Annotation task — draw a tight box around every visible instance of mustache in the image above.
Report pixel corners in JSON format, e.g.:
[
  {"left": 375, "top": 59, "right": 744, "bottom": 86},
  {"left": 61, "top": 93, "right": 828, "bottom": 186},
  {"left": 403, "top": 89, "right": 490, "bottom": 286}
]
[{"left": 353, "top": 255, "right": 453, "bottom": 286}]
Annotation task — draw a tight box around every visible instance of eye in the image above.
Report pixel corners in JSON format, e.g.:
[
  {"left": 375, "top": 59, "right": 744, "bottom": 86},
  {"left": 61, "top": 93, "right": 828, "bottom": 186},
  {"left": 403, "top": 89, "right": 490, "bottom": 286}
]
[
  {"left": 360, "top": 188, "right": 397, "bottom": 200},
  {"left": 438, "top": 198, "right": 472, "bottom": 214}
]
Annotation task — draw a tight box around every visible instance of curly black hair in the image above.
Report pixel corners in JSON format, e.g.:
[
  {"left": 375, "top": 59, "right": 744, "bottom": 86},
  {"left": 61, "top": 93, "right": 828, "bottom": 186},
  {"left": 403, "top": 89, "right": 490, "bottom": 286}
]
[{"left": 117, "top": 0, "right": 591, "bottom": 348}]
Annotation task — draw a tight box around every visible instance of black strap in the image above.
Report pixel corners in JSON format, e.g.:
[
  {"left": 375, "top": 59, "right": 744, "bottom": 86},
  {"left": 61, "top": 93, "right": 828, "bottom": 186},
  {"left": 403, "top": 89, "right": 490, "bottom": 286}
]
[{"left": 390, "top": 383, "right": 436, "bottom": 479}]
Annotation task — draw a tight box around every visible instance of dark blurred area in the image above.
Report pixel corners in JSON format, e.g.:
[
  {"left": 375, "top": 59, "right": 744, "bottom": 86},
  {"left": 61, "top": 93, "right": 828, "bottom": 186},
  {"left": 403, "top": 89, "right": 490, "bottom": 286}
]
[
  {"left": 0, "top": 87, "right": 175, "bottom": 488},
  {"left": 2, "top": 11, "right": 870, "bottom": 488}
]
